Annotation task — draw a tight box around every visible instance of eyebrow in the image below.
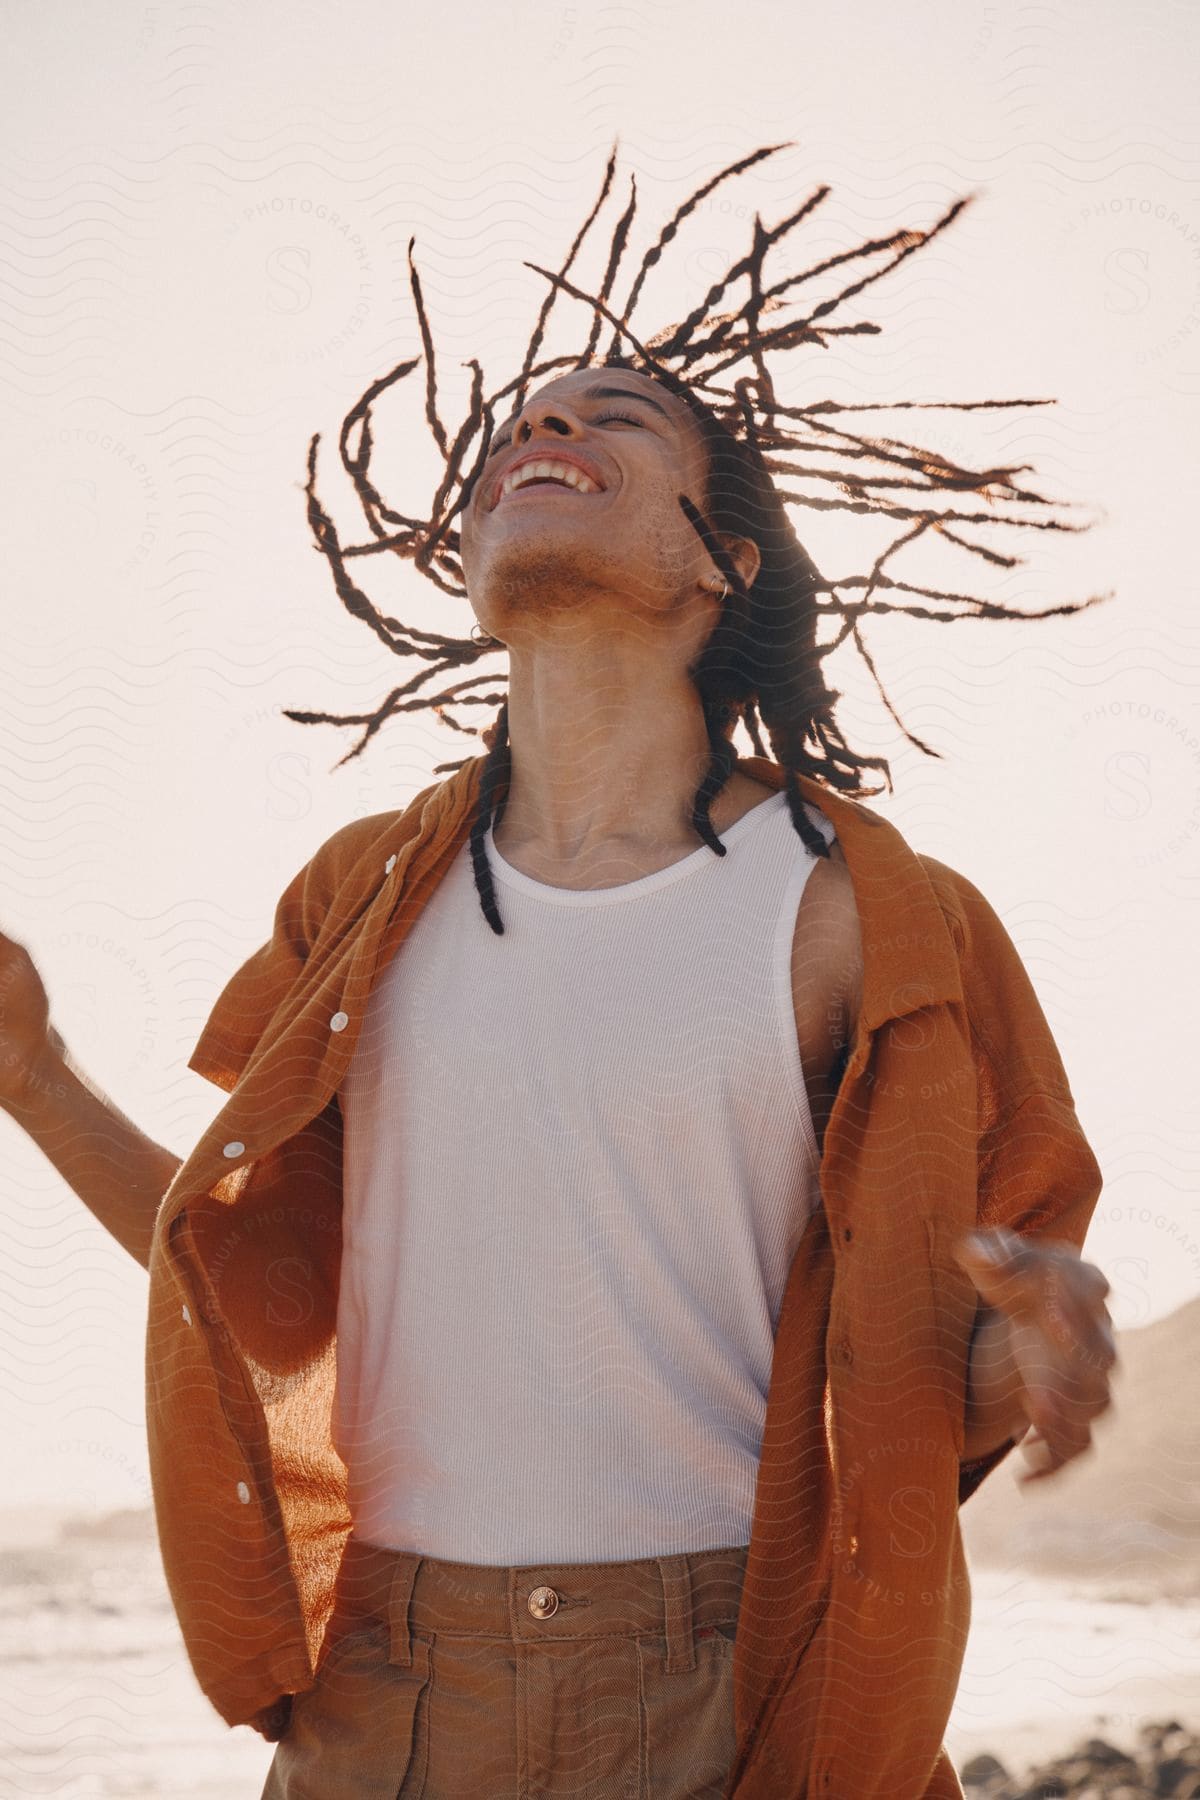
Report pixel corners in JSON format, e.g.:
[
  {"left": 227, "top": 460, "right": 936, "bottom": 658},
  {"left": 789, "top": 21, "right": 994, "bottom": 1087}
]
[{"left": 491, "top": 380, "right": 673, "bottom": 439}]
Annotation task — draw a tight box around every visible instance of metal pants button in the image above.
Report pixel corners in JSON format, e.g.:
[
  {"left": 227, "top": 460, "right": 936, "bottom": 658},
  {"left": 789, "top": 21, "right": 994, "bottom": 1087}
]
[{"left": 527, "top": 1585, "right": 559, "bottom": 1619}]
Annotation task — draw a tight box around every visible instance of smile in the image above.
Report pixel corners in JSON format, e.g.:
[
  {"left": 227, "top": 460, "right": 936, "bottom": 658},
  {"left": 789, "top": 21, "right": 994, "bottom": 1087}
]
[{"left": 492, "top": 458, "right": 606, "bottom": 509}]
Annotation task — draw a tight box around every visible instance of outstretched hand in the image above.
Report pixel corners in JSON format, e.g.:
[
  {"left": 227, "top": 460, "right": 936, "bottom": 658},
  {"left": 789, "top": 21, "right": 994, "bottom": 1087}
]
[{"left": 952, "top": 1228, "right": 1118, "bottom": 1485}]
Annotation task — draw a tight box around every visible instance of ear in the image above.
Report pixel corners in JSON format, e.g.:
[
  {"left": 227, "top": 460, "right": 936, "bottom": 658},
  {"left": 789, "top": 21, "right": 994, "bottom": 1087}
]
[{"left": 714, "top": 532, "right": 762, "bottom": 593}]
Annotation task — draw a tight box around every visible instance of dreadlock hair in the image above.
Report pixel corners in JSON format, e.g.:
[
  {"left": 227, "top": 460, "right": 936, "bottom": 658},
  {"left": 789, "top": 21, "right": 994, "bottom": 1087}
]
[{"left": 286, "top": 141, "right": 1112, "bottom": 935}]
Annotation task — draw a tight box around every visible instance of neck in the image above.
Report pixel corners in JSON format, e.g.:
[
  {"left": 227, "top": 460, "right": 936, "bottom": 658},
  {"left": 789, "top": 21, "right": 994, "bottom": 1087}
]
[{"left": 495, "top": 649, "right": 733, "bottom": 861}]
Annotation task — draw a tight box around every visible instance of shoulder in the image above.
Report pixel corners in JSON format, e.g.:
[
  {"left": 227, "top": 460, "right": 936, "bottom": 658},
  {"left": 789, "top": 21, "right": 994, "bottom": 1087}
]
[
  {"left": 330, "top": 775, "right": 459, "bottom": 874},
  {"left": 292, "top": 809, "right": 402, "bottom": 934},
  {"left": 916, "top": 852, "right": 1015, "bottom": 964},
  {"left": 291, "top": 776, "right": 454, "bottom": 951},
  {"left": 790, "top": 839, "right": 863, "bottom": 1041},
  {"left": 311, "top": 806, "right": 410, "bottom": 879},
  {"left": 815, "top": 850, "right": 862, "bottom": 980}
]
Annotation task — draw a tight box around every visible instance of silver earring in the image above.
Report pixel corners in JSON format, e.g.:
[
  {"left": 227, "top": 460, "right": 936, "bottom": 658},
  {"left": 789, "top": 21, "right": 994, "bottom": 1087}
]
[
  {"left": 470, "top": 624, "right": 498, "bottom": 647},
  {"left": 709, "top": 576, "right": 730, "bottom": 601}
]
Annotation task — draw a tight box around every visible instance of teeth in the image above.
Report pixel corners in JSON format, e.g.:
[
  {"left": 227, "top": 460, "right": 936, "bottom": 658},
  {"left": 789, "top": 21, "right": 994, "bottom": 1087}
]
[{"left": 499, "top": 459, "right": 601, "bottom": 502}]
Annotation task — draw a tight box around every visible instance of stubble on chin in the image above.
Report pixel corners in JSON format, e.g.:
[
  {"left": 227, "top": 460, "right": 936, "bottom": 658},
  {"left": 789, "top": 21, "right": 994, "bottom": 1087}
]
[
  {"left": 477, "top": 491, "right": 694, "bottom": 634},
  {"left": 483, "top": 542, "right": 615, "bottom": 628}
]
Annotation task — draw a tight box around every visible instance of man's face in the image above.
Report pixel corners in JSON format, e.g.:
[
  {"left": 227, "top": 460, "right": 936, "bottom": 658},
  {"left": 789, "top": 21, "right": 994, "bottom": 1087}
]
[{"left": 458, "top": 367, "right": 719, "bottom": 646}]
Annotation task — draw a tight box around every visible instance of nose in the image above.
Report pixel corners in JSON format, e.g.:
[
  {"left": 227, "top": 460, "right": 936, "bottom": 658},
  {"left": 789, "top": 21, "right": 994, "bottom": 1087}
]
[{"left": 510, "top": 395, "right": 582, "bottom": 446}]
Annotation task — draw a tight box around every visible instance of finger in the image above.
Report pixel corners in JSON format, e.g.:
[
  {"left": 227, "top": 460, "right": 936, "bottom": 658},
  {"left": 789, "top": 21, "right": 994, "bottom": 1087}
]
[
  {"left": 1088, "top": 1314, "right": 1119, "bottom": 1372},
  {"left": 1021, "top": 1383, "right": 1097, "bottom": 1472},
  {"left": 1020, "top": 1364, "right": 1112, "bottom": 1441},
  {"left": 1050, "top": 1324, "right": 1115, "bottom": 1389},
  {"left": 1061, "top": 1291, "right": 1119, "bottom": 1373},
  {"left": 1017, "top": 1431, "right": 1085, "bottom": 1484},
  {"left": 1082, "top": 1261, "right": 1111, "bottom": 1302},
  {"left": 1027, "top": 1263, "right": 1120, "bottom": 1383},
  {"left": 1018, "top": 1436, "right": 1056, "bottom": 1481},
  {"left": 1013, "top": 1338, "right": 1104, "bottom": 1441}
]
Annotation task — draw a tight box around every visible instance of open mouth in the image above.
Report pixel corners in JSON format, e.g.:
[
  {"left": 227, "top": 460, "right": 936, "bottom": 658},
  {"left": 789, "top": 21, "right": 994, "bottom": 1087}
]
[{"left": 491, "top": 458, "right": 606, "bottom": 510}]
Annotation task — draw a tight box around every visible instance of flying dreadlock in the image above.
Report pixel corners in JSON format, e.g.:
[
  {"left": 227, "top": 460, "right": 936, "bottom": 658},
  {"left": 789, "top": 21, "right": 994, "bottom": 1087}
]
[{"left": 286, "top": 141, "right": 1112, "bottom": 934}]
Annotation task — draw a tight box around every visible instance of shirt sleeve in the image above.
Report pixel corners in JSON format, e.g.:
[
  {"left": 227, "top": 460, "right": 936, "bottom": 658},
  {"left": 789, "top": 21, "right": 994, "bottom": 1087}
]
[
  {"left": 185, "top": 804, "right": 424, "bottom": 1094},
  {"left": 925, "top": 863, "right": 1106, "bottom": 1506},
  {"left": 185, "top": 848, "right": 330, "bottom": 1094}
]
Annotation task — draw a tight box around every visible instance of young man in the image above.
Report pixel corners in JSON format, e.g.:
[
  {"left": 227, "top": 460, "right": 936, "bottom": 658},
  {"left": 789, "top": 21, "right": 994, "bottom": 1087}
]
[
  {"left": 1, "top": 152, "right": 1116, "bottom": 1797},
  {"left": 2, "top": 365, "right": 1115, "bottom": 1799}
]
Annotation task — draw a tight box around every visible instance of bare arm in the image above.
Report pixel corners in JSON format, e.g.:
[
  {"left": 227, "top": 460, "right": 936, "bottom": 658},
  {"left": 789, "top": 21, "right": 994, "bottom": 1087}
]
[{"left": 1, "top": 934, "right": 180, "bottom": 1272}]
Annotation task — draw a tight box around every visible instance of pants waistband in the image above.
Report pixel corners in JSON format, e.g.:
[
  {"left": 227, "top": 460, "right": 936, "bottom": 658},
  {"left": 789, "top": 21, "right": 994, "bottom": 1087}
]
[{"left": 329, "top": 1534, "right": 751, "bottom": 1677}]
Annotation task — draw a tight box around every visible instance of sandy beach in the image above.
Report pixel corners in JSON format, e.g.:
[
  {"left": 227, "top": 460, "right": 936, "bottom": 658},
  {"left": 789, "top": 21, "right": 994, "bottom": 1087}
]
[{"left": 946, "top": 1567, "right": 1200, "bottom": 1781}]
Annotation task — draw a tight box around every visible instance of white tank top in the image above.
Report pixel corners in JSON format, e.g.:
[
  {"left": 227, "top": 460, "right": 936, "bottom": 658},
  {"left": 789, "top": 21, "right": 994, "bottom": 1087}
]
[{"left": 334, "top": 787, "right": 837, "bottom": 1563}]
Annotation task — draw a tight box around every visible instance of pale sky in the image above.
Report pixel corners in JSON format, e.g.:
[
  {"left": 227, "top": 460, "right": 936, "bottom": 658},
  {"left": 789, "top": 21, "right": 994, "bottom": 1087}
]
[{"left": 2, "top": 0, "right": 1197, "bottom": 1510}]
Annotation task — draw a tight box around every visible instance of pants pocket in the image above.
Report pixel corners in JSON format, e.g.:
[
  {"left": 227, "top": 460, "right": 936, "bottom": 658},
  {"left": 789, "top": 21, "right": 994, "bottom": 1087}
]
[
  {"left": 260, "top": 1623, "right": 432, "bottom": 1800},
  {"left": 635, "top": 1630, "right": 737, "bottom": 1800}
]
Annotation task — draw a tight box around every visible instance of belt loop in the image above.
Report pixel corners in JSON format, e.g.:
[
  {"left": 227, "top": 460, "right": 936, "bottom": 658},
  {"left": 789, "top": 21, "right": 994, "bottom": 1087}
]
[
  {"left": 386, "top": 1553, "right": 421, "bottom": 1668},
  {"left": 657, "top": 1554, "right": 696, "bottom": 1674}
]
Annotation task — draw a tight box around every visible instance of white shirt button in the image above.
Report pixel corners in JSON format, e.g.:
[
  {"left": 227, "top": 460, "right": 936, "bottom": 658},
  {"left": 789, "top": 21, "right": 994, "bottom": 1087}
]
[
  {"left": 181, "top": 1304, "right": 192, "bottom": 1326},
  {"left": 236, "top": 1481, "right": 251, "bottom": 1505},
  {"left": 385, "top": 854, "right": 397, "bottom": 874},
  {"left": 329, "top": 1011, "right": 349, "bottom": 1033},
  {"left": 222, "top": 1140, "right": 245, "bottom": 1159}
]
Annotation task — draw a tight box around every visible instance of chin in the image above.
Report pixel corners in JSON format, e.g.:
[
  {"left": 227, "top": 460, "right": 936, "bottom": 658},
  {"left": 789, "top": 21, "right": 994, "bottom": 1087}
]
[{"left": 478, "top": 542, "right": 619, "bottom": 616}]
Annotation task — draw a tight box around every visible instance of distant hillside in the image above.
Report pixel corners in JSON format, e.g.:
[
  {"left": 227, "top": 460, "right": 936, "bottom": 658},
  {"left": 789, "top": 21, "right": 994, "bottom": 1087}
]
[
  {"left": 58, "top": 1506, "right": 156, "bottom": 1544},
  {"left": 959, "top": 1294, "right": 1200, "bottom": 1597}
]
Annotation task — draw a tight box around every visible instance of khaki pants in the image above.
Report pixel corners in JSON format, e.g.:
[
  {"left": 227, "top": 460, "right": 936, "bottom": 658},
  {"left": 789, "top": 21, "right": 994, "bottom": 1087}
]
[{"left": 261, "top": 1533, "right": 749, "bottom": 1799}]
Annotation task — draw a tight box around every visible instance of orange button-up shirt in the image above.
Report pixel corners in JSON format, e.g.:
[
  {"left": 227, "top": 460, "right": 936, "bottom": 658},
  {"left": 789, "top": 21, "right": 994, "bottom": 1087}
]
[{"left": 146, "top": 753, "right": 1103, "bottom": 1797}]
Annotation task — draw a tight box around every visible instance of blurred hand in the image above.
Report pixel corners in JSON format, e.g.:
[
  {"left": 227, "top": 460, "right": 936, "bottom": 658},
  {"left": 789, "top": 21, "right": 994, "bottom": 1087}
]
[{"left": 953, "top": 1226, "right": 1118, "bottom": 1485}]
